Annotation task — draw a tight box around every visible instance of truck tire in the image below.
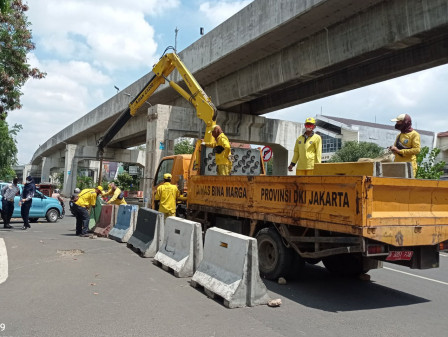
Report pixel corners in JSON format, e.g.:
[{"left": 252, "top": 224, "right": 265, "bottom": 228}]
[
  {"left": 322, "top": 253, "right": 368, "bottom": 276},
  {"left": 256, "top": 227, "right": 293, "bottom": 280},
  {"left": 46, "top": 209, "right": 59, "bottom": 223}
]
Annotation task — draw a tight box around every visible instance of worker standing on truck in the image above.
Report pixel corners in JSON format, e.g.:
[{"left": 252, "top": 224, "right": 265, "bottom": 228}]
[
  {"left": 204, "top": 125, "right": 232, "bottom": 175},
  {"left": 154, "top": 173, "right": 186, "bottom": 218},
  {"left": 103, "top": 182, "right": 127, "bottom": 205},
  {"left": 288, "top": 117, "right": 322, "bottom": 175},
  {"left": 389, "top": 113, "right": 421, "bottom": 177}
]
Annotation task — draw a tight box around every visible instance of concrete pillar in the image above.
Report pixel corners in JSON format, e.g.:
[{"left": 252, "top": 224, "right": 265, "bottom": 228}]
[
  {"left": 40, "top": 157, "right": 52, "bottom": 182},
  {"left": 22, "top": 164, "right": 32, "bottom": 182},
  {"left": 63, "top": 144, "right": 77, "bottom": 196},
  {"left": 143, "top": 105, "right": 172, "bottom": 206}
]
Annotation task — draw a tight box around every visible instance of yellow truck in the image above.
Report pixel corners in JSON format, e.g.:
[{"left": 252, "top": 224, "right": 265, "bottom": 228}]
[
  {"left": 154, "top": 144, "right": 448, "bottom": 279},
  {"left": 98, "top": 49, "right": 448, "bottom": 280}
]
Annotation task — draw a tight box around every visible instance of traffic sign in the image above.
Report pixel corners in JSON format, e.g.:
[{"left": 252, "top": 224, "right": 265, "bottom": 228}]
[{"left": 261, "top": 146, "right": 273, "bottom": 162}]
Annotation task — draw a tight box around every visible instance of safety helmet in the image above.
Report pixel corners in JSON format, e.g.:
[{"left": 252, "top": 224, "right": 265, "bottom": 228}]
[
  {"left": 163, "top": 173, "right": 172, "bottom": 180},
  {"left": 96, "top": 186, "right": 104, "bottom": 192},
  {"left": 305, "top": 117, "right": 316, "bottom": 124},
  {"left": 74, "top": 188, "right": 80, "bottom": 194}
]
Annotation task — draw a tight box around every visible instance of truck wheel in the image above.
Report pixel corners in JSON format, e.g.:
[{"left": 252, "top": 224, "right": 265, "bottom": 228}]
[
  {"left": 322, "top": 253, "right": 368, "bottom": 276},
  {"left": 46, "top": 209, "right": 59, "bottom": 223},
  {"left": 256, "top": 227, "right": 292, "bottom": 280}
]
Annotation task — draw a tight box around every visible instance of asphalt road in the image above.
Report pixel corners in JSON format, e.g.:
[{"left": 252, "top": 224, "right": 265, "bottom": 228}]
[{"left": 0, "top": 214, "right": 447, "bottom": 337}]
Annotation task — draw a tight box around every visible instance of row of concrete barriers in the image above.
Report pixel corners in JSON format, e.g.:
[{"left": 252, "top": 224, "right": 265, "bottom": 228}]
[{"left": 89, "top": 205, "right": 271, "bottom": 308}]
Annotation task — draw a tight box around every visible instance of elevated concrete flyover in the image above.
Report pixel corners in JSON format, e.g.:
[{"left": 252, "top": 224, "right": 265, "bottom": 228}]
[{"left": 30, "top": 0, "right": 448, "bottom": 194}]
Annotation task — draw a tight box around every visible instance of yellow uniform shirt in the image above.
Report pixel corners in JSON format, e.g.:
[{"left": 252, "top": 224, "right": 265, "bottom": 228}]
[
  {"left": 208, "top": 133, "right": 232, "bottom": 166},
  {"left": 393, "top": 130, "right": 421, "bottom": 176},
  {"left": 75, "top": 189, "right": 98, "bottom": 209},
  {"left": 291, "top": 133, "right": 322, "bottom": 170},
  {"left": 104, "top": 187, "right": 127, "bottom": 205},
  {"left": 155, "top": 182, "right": 181, "bottom": 216}
]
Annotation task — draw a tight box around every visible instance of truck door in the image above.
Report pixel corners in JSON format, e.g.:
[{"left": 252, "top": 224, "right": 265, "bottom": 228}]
[{"left": 152, "top": 158, "right": 174, "bottom": 208}]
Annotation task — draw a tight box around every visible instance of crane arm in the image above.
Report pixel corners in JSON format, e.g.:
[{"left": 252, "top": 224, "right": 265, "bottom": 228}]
[{"left": 97, "top": 51, "right": 217, "bottom": 158}]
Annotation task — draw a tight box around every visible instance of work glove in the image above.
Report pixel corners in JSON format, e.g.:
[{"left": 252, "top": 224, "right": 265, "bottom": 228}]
[{"left": 213, "top": 145, "right": 225, "bottom": 154}]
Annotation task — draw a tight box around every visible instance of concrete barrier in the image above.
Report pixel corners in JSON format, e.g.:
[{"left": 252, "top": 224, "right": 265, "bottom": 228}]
[
  {"left": 0, "top": 238, "right": 8, "bottom": 284},
  {"left": 89, "top": 196, "right": 103, "bottom": 231},
  {"left": 191, "top": 227, "right": 270, "bottom": 308},
  {"left": 154, "top": 217, "right": 203, "bottom": 278},
  {"left": 382, "top": 162, "right": 414, "bottom": 178},
  {"left": 109, "top": 205, "right": 139, "bottom": 243},
  {"left": 93, "top": 204, "right": 116, "bottom": 237},
  {"left": 127, "top": 208, "right": 164, "bottom": 258}
]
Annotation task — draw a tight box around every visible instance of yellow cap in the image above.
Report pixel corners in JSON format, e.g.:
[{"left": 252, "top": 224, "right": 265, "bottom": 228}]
[
  {"left": 391, "top": 114, "right": 406, "bottom": 122},
  {"left": 305, "top": 117, "right": 316, "bottom": 124},
  {"left": 96, "top": 186, "right": 104, "bottom": 192},
  {"left": 163, "top": 173, "right": 172, "bottom": 180}
]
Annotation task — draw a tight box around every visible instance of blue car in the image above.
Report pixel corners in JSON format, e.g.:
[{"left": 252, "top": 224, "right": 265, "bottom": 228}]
[{"left": 0, "top": 182, "right": 63, "bottom": 223}]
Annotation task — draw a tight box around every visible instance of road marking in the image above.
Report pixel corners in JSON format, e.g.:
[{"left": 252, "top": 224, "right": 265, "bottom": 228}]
[
  {"left": 384, "top": 266, "right": 448, "bottom": 286},
  {"left": 0, "top": 238, "right": 8, "bottom": 284},
  {"left": 440, "top": 253, "right": 448, "bottom": 257}
]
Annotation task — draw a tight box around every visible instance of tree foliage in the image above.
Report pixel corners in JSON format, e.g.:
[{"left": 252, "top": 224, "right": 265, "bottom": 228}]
[
  {"left": 0, "top": 0, "right": 45, "bottom": 118},
  {"left": 115, "top": 172, "right": 133, "bottom": 191},
  {"left": 416, "top": 146, "right": 445, "bottom": 180},
  {"left": 174, "top": 138, "right": 194, "bottom": 155},
  {"left": 76, "top": 175, "right": 93, "bottom": 191},
  {"left": 328, "top": 141, "right": 384, "bottom": 163},
  {"left": 0, "top": 119, "right": 21, "bottom": 179}
]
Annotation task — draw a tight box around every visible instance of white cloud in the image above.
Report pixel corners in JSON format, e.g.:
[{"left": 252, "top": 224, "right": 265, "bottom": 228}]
[{"left": 199, "top": 0, "right": 252, "bottom": 26}]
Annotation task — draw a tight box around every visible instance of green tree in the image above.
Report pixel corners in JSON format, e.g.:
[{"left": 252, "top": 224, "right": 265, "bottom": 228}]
[
  {"left": 55, "top": 171, "right": 64, "bottom": 189},
  {"left": 174, "top": 138, "right": 194, "bottom": 155},
  {"left": 0, "top": 120, "right": 21, "bottom": 179},
  {"left": 115, "top": 172, "right": 133, "bottom": 191},
  {"left": 1, "top": 0, "right": 45, "bottom": 118},
  {"left": 76, "top": 176, "right": 93, "bottom": 190},
  {"left": 329, "top": 141, "right": 384, "bottom": 163},
  {"left": 0, "top": 0, "right": 9, "bottom": 13},
  {"left": 416, "top": 146, "right": 445, "bottom": 179}
]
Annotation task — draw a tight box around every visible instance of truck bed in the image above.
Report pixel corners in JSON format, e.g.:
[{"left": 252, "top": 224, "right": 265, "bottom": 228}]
[{"left": 187, "top": 175, "right": 448, "bottom": 247}]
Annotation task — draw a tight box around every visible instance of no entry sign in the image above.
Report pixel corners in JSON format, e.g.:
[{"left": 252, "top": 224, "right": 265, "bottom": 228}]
[{"left": 261, "top": 146, "right": 273, "bottom": 162}]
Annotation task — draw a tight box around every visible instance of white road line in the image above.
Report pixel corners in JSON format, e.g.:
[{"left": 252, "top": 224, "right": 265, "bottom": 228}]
[
  {"left": 384, "top": 266, "right": 448, "bottom": 286},
  {"left": 440, "top": 253, "right": 448, "bottom": 257},
  {"left": 0, "top": 238, "right": 8, "bottom": 284}
]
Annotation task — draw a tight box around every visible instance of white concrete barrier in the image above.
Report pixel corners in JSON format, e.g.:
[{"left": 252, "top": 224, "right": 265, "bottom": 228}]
[
  {"left": 191, "top": 227, "right": 270, "bottom": 308},
  {"left": 127, "top": 208, "right": 164, "bottom": 258},
  {"left": 154, "top": 217, "right": 203, "bottom": 278},
  {"left": 0, "top": 238, "right": 8, "bottom": 285}
]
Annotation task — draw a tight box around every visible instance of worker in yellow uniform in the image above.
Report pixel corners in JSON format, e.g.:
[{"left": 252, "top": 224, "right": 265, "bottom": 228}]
[
  {"left": 103, "top": 182, "right": 127, "bottom": 205},
  {"left": 154, "top": 173, "right": 187, "bottom": 218},
  {"left": 73, "top": 186, "right": 103, "bottom": 237},
  {"left": 389, "top": 113, "right": 421, "bottom": 177},
  {"left": 204, "top": 125, "right": 232, "bottom": 175},
  {"left": 288, "top": 117, "right": 322, "bottom": 175}
]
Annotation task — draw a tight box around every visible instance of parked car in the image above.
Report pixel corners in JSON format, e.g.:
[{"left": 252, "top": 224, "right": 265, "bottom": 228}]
[{"left": 0, "top": 182, "right": 63, "bottom": 223}]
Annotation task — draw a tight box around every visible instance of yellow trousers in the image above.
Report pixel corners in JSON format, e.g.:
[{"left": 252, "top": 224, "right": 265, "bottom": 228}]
[
  {"left": 217, "top": 164, "right": 231, "bottom": 175},
  {"left": 296, "top": 169, "right": 314, "bottom": 176}
]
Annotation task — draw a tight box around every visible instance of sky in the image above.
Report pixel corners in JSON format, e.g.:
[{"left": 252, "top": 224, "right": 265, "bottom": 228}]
[{"left": 7, "top": 0, "right": 448, "bottom": 164}]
